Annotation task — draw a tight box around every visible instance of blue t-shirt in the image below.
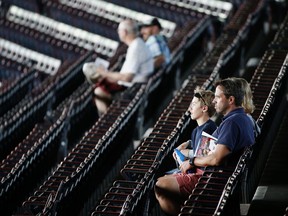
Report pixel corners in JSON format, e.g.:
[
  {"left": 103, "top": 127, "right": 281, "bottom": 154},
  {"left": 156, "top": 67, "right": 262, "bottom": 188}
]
[
  {"left": 247, "top": 113, "right": 261, "bottom": 138},
  {"left": 212, "top": 108, "right": 255, "bottom": 153},
  {"left": 190, "top": 119, "right": 217, "bottom": 151}
]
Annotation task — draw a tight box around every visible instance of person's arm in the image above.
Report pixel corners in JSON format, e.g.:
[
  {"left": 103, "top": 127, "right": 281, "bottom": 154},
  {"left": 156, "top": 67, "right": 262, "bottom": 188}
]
[
  {"left": 177, "top": 140, "right": 190, "bottom": 150},
  {"left": 173, "top": 140, "right": 190, "bottom": 160},
  {"left": 153, "top": 55, "right": 165, "bottom": 69},
  {"left": 146, "top": 35, "right": 166, "bottom": 69},
  {"left": 180, "top": 144, "right": 231, "bottom": 173},
  {"left": 96, "top": 67, "right": 134, "bottom": 83}
]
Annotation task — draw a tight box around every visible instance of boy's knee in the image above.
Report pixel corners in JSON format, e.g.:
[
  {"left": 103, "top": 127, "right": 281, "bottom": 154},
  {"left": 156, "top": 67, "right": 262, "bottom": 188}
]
[
  {"left": 155, "top": 177, "right": 169, "bottom": 189},
  {"left": 94, "top": 87, "right": 111, "bottom": 99}
]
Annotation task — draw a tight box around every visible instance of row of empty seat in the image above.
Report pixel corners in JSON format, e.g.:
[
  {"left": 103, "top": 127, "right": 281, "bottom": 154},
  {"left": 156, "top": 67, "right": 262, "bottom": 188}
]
[
  {"left": 193, "top": 0, "right": 266, "bottom": 76},
  {"left": 7, "top": 5, "right": 119, "bottom": 58},
  {"left": 247, "top": 89, "right": 288, "bottom": 216},
  {"left": 0, "top": 77, "right": 99, "bottom": 216},
  {"left": 14, "top": 83, "right": 147, "bottom": 215},
  {"left": 0, "top": 38, "right": 61, "bottom": 75},
  {"left": 0, "top": 50, "right": 92, "bottom": 160},
  {"left": 0, "top": 107, "right": 69, "bottom": 216},
  {"left": 57, "top": 0, "right": 176, "bottom": 38},
  {"left": 104, "top": 0, "right": 228, "bottom": 25},
  {"left": 0, "top": 79, "right": 54, "bottom": 161},
  {"left": 158, "top": 0, "right": 233, "bottom": 20},
  {"left": 0, "top": 57, "right": 34, "bottom": 116}
]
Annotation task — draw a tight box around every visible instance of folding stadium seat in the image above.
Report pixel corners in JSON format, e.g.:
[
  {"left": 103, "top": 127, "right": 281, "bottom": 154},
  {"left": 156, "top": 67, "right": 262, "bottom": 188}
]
[
  {"left": 0, "top": 68, "right": 34, "bottom": 116},
  {"left": 93, "top": 163, "right": 156, "bottom": 215},
  {"left": 183, "top": 196, "right": 220, "bottom": 212},
  {"left": 179, "top": 177, "right": 228, "bottom": 215}
]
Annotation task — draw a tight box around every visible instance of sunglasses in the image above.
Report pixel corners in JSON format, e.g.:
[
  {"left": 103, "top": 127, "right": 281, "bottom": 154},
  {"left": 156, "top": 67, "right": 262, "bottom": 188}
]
[{"left": 194, "top": 92, "right": 207, "bottom": 106}]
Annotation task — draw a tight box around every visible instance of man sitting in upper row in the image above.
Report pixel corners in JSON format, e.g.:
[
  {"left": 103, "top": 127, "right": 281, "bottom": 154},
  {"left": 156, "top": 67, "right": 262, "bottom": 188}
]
[
  {"left": 140, "top": 18, "right": 171, "bottom": 70},
  {"left": 93, "top": 19, "right": 154, "bottom": 115}
]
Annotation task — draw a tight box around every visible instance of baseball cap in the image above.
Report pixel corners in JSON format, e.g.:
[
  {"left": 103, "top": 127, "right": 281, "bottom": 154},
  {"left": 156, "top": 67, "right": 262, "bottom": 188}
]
[{"left": 140, "top": 18, "right": 162, "bottom": 30}]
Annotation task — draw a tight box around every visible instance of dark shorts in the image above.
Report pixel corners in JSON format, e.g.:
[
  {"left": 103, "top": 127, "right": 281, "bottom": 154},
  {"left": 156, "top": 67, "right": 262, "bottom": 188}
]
[{"left": 174, "top": 168, "right": 204, "bottom": 196}]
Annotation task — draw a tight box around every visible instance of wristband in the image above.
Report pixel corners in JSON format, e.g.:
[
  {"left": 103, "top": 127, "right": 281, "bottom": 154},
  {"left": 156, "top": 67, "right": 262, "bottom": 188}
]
[{"left": 189, "top": 157, "right": 196, "bottom": 167}]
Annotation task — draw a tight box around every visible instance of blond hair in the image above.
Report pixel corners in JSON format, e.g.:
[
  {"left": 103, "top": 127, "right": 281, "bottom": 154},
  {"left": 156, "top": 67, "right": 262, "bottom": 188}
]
[{"left": 231, "top": 78, "right": 255, "bottom": 114}]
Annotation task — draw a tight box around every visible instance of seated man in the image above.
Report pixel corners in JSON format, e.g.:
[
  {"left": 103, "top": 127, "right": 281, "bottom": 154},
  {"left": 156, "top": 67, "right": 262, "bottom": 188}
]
[
  {"left": 154, "top": 78, "right": 255, "bottom": 215},
  {"left": 93, "top": 19, "right": 154, "bottom": 115},
  {"left": 140, "top": 18, "right": 171, "bottom": 69}
]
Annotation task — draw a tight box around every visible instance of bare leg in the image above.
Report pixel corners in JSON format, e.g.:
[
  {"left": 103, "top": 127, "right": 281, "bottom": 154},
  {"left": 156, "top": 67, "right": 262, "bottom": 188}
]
[
  {"left": 154, "top": 175, "right": 183, "bottom": 216},
  {"left": 94, "top": 87, "right": 112, "bottom": 116}
]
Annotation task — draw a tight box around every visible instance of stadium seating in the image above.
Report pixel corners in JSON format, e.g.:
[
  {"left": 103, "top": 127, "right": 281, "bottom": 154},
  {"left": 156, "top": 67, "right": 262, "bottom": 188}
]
[
  {"left": 45, "top": 0, "right": 176, "bottom": 38},
  {"left": 0, "top": 59, "right": 34, "bottom": 116},
  {"left": 0, "top": 107, "right": 69, "bottom": 215},
  {"left": 0, "top": 0, "right": 287, "bottom": 215},
  {"left": 105, "top": 0, "right": 232, "bottom": 22},
  {"left": 14, "top": 83, "right": 146, "bottom": 215}
]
